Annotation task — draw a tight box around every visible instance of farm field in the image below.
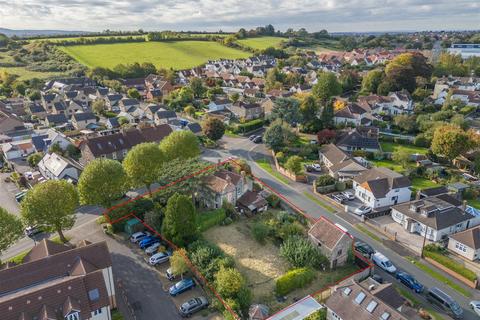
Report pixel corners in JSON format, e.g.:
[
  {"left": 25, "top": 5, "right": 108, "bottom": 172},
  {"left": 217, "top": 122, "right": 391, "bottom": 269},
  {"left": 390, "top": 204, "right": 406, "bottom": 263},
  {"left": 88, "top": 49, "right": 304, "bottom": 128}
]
[
  {"left": 237, "top": 36, "right": 285, "bottom": 50},
  {"left": 0, "top": 66, "right": 67, "bottom": 80},
  {"left": 60, "top": 41, "right": 251, "bottom": 69},
  {"left": 27, "top": 35, "right": 146, "bottom": 42}
]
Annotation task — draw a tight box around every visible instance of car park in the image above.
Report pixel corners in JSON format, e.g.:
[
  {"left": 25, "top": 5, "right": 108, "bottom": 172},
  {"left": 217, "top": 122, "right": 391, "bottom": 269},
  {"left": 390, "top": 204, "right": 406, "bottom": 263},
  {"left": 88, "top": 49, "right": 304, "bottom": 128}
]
[
  {"left": 169, "top": 278, "right": 196, "bottom": 296},
  {"left": 145, "top": 242, "right": 163, "bottom": 255},
  {"left": 354, "top": 205, "right": 372, "bottom": 216},
  {"left": 341, "top": 191, "right": 355, "bottom": 200},
  {"left": 139, "top": 237, "right": 160, "bottom": 250},
  {"left": 149, "top": 252, "right": 170, "bottom": 265},
  {"left": 372, "top": 252, "right": 396, "bottom": 273},
  {"left": 179, "top": 296, "right": 209, "bottom": 317},
  {"left": 130, "top": 231, "right": 151, "bottom": 243},
  {"left": 354, "top": 241, "right": 375, "bottom": 258},
  {"left": 396, "top": 271, "right": 424, "bottom": 293},
  {"left": 427, "top": 287, "right": 463, "bottom": 319},
  {"left": 469, "top": 301, "right": 480, "bottom": 316}
]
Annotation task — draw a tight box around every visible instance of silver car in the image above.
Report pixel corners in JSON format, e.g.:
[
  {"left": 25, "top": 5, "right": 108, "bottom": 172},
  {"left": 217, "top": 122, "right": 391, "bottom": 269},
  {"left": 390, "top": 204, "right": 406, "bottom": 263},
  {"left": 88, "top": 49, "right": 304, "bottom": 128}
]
[
  {"left": 179, "top": 297, "right": 209, "bottom": 317},
  {"left": 145, "top": 242, "right": 162, "bottom": 255}
]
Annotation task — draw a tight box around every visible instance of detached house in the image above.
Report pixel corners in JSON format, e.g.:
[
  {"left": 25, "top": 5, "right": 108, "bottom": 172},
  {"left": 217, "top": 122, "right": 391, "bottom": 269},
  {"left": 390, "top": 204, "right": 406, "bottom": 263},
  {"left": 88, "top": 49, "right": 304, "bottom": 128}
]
[
  {"left": 353, "top": 167, "right": 411, "bottom": 209},
  {"left": 199, "top": 169, "right": 249, "bottom": 209},
  {"left": 336, "top": 127, "right": 380, "bottom": 153},
  {"left": 208, "top": 98, "right": 232, "bottom": 112},
  {"left": 154, "top": 110, "right": 177, "bottom": 125},
  {"left": 71, "top": 112, "right": 97, "bottom": 130},
  {"left": 228, "top": 101, "right": 263, "bottom": 120},
  {"left": 334, "top": 103, "right": 371, "bottom": 127},
  {"left": 319, "top": 144, "right": 367, "bottom": 181},
  {"left": 308, "top": 217, "right": 353, "bottom": 268},
  {"left": 38, "top": 152, "right": 82, "bottom": 182},
  {"left": 448, "top": 226, "right": 480, "bottom": 261},
  {"left": 392, "top": 195, "right": 475, "bottom": 242},
  {"left": 0, "top": 239, "right": 116, "bottom": 320}
]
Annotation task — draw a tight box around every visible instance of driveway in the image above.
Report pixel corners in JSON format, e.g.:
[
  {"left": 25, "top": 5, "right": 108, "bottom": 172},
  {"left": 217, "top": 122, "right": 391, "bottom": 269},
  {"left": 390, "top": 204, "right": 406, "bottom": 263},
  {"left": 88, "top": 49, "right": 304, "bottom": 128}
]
[{"left": 0, "top": 172, "right": 21, "bottom": 215}]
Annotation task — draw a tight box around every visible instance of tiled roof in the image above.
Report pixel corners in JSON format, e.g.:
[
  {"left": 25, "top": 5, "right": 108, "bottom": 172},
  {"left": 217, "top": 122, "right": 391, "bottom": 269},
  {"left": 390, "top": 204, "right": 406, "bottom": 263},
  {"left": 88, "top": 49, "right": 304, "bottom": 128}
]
[
  {"left": 308, "top": 217, "right": 349, "bottom": 250},
  {"left": 354, "top": 167, "right": 411, "bottom": 198},
  {"left": 450, "top": 226, "right": 480, "bottom": 249}
]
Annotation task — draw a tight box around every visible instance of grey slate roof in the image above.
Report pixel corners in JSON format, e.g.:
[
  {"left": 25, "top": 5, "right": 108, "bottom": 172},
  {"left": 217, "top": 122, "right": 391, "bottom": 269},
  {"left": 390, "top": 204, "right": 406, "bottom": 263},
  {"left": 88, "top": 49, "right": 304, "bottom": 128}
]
[{"left": 354, "top": 167, "right": 411, "bottom": 198}]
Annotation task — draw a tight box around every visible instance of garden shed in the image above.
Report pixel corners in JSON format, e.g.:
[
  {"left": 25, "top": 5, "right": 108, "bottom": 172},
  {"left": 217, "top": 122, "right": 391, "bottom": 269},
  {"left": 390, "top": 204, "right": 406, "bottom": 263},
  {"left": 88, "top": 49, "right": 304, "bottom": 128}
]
[{"left": 124, "top": 218, "right": 144, "bottom": 235}]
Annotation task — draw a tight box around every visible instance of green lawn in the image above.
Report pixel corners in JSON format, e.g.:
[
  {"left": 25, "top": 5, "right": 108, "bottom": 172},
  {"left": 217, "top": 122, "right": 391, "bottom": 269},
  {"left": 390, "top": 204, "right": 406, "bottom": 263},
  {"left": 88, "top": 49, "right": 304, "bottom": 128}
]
[
  {"left": 255, "top": 158, "right": 291, "bottom": 185},
  {"left": 237, "top": 37, "right": 285, "bottom": 50},
  {"left": 369, "top": 159, "right": 411, "bottom": 173},
  {"left": 380, "top": 142, "right": 428, "bottom": 155},
  {"left": 61, "top": 41, "right": 251, "bottom": 70},
  {"left": 468, "top": 199, "right": 480, "bottom": 209},
  {"left": 411, "top": 177, "right": 439, "bottom": 191}
]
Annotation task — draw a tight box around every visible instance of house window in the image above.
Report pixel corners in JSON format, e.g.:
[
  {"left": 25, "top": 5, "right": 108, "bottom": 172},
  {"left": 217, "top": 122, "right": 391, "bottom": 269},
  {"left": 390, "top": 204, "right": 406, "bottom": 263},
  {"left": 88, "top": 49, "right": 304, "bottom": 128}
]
[
  {"left": 112, "top": 152, "right": 117, "bottom": 160},
  {"left": 93, "top": 308, "right": 103, "bottom": 315},
  {"left": 455, "top": 242, "right": 467, "bottom": 252},
  {"left": 66, "top": 312, "right": 80, "bottom": 320}
]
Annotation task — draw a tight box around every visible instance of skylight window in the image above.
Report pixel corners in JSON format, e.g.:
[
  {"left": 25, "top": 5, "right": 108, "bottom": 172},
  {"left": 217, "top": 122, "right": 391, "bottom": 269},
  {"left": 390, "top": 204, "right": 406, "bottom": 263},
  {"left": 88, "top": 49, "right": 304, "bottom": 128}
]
[
  {"left": 381, "top": 312, "right": 390, "bottom": 320},
  {"left": 354, "top": 292, "right": 366, "bottom": 304},
  {"left": 343, "top": 287, "right": 352, "bottom": 296},
  {"left": 366, "top": 300, "right": 378, "bottom": 313}
]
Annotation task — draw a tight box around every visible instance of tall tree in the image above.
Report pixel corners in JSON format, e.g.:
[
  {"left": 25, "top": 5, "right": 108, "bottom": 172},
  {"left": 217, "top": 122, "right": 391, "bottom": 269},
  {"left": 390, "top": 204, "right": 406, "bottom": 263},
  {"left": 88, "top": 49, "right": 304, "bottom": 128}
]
[
  {"left": 0, "top": 207, "right": 23, "bottom": 258},
  {"left": 431, "top": 125, "right": 474, "bottom": 161},
  {"left": 319, "top": 101, "right": 334, "bottom": 129},
  {"left": 123, "top": 142, "right": 164, "bottom": 195},
  {"left": 300, "top": 95, "right": 320, "bottom": 131},
  {"left": 189, "top": 78, "right": 206, "bottom": 98},
  {"left": 170, "top": 248, "right": 189, "bottom": 279},
  {"left": 361, "top": 69, "right": 384, "bottom": 93},
  {"left": 202, "top": 117, "right": 225, "bottom": 141},
  {"left": 264, "top": 120, "right": 296, "bottom": 152},
  {"left": 312, "top": 72, "right": 342, "bottom": 103},
  {"left": 78, "top": 159, "right": 127, "bottom": 208},
  {"left": 160, "top": 130, "right": 200, "bottom": 161},
  {"left": 161, "top": 193, "right": 197, "bottom": 246},
  {"left": 21, "top": 180, "right": 79, "bottom": 243},
  {"left": 271, "top": 97, "right": 301, "bottom": 126}
]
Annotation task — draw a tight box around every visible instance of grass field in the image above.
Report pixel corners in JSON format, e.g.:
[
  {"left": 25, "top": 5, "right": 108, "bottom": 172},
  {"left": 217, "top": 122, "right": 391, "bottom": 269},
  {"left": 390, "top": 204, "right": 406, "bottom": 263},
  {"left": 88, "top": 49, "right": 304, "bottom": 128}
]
[
  {"left": 0, "top": 66, "right": 67, "bottom": 80},
  {"left": 380, "top": 142, "right": 429, "bottom": 155},
  {"left": 411, "top": 177, "right": 439, "bottom": 191},
  {"left": 60, "top": 41, "right": 251, "bottom": 70},
  {"left": 28, "top": 35, "right": 146, "bottom": 42},
  {"left": 237, "top": 36, "right": 285, "bottom": 50}
]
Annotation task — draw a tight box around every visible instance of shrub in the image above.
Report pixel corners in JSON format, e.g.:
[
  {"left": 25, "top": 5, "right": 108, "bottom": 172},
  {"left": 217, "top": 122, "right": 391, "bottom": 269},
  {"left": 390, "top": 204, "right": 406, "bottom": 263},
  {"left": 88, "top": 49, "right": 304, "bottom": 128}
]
[
  {"left": 335, "top": 181, "right": 346, "bottom": 191},
  {"left": 266, "top": 194, "right": 281, "bottom": 208},
  {"left": 234, "top": 119, "right": 264, "bottom": 134},
  {"left": 304, "top": 309, "right": 327, "bottom": 320},
  {"left": 280, "top": 235, "right": 328, "bottom": 269},
  {"left": 414, "top": 134, "right": 430, "bottom": 147},
  {"left": 424, "top": 245, "right": 477, "bottom": 281},
  {"left": 222, "top": 217, "right": 233, "bottom": 225},
  {"left": 252, "top": 222, "right": 269, "bottom": 244},
  {"left": 315, "top": 175, "right": 335, "bottom": 187},
  {"left": 275, "top": 267, "right": 316, "bottom": 296},
  {"left": 275, "top": 151, "right": 285, "bottom": 161},
  {"left": 284, "top": 155, "right": 303, "bottom": 175},
  {"left": 197, "top": 208, "right": 227, "bottom": 232},
  {"left": 278, "top": 221, "right": 305, "bottom": 240}
]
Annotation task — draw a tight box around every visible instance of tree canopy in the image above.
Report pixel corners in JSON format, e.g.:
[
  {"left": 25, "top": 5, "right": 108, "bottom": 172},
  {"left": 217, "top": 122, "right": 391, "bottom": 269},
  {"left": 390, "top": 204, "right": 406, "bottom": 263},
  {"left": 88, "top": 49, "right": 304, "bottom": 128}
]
[
  {"left": 202, "top": 117, "right": 226, "bottom": 141},
  {"left": 431, "top": 125, "right": 474, "bottom": 160},
  {"left": 161, "top": 193, "right": 197, "bottom": 246},
  {"left": 159, "top": 130, "right": 200, "bottom": 161},
  {"left": 0, "top": 207, "right": 23, "bottom": 257},
  {"left": 312, "top": 72, "right": 342, "bottom": 103}
]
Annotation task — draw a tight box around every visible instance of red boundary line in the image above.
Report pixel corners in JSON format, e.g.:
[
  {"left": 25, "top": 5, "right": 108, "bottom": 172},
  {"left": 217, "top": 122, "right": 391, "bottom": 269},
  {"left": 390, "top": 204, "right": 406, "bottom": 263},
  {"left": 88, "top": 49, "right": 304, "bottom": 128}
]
[{"left": 103, "top": 158, "right": 373, "bottom": 320}]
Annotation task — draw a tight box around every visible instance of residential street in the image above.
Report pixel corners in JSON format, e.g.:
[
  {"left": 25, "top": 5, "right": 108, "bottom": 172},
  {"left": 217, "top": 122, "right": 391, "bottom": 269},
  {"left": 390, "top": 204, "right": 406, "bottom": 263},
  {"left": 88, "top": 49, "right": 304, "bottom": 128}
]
[{"left": 202, "top": 135, "right": 480, "bottom": 320}]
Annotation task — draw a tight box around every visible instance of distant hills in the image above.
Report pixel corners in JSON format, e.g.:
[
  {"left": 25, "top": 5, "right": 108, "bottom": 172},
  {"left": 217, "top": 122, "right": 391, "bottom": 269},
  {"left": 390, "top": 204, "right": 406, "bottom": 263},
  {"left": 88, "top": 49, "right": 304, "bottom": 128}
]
[{"left": 0, "top": 27, "right": 90, "bottom": 38}]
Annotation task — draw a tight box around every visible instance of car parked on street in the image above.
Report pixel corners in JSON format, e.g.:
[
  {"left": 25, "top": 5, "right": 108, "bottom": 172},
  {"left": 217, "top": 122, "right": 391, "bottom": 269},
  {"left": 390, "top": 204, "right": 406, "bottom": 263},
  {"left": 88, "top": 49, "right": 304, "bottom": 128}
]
[
  {"left": 372, "top": 252, "right": 396, "bottom": 273},
  {"left": 427, "top": 287, "right": 463, "bottom": 319},
  {"left": 249, "top": 135, "right": 257, "bottom": 141},
  {"left": 130, "top": 231, "right": 151, "bottom": 243},
  {"left": 145, "top": 242, "right": 163, "bottom": 255},
  {"left": 341, "top": 191, "right": 355, "bottom": 200},
  {"left": 149, "top": 252, "right": 170, "bottom": 265},
  {"left": 24, "top": 225, "right": 43, "bottom": 237},
  {"left": 354, "top": 205, "right": 372, "bottom": 216},
  {"left": 469, "top": 301, "right": 480, "bottom": 316},
  {"left": 252, "top": 136, "right": 262, "bottom": 144},
  {"left": 169, "top": 278, "right": 196, "bottom": 296},
  {"left": 331, "top": 194, "right": 345, "bottom": 204},
  {"left": 396, "top": 271, "right": 424, "bottom": 293},
  {"left": 179, "top": 296, "right": 209, "bottom": 317},
  {"left": 354, "top": 241, "right": 375, "bottom": 258}
]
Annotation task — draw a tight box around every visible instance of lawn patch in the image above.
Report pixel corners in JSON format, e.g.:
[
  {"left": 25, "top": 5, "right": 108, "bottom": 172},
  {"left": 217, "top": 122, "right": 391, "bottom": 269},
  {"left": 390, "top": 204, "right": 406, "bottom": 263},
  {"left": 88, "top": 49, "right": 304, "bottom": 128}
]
[
  {"left": 255, "top": 158, "right": 291, "bottom": 185},
  {"left": 380, "top": 142, "right": 428, "bottom": 155},
  {"left": 197, "top": 208, "right": 227, "bottom": 232},
  {"left": 411, "top": 177, "right": 439, "bottom": 191},
  {"left": 468, "top": 199, "right": 480, "bottom": 209}
]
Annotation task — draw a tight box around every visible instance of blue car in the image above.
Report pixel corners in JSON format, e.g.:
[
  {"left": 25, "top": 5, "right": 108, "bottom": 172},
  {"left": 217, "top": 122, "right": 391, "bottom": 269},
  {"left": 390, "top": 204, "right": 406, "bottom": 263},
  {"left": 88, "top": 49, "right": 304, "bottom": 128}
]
[
  {"left": 169, "top": 278, "right": 196, "bottom": 296},
  {"left": 396, "top": 271, "right": 424, "bottom": 293},
  {"left": 139, "top": 237, "right": 159, "bottom": 249}
]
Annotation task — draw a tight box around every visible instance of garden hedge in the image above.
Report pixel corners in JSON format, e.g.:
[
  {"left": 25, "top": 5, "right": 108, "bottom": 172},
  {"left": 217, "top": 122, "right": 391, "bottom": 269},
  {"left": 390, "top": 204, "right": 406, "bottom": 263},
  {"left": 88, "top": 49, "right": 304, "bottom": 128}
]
[
  {"left": 234, "top": 119, "right": 264, "bottom": 134},
  {"left": 275, "top": 267, "right": 315, "bottom": 296}
]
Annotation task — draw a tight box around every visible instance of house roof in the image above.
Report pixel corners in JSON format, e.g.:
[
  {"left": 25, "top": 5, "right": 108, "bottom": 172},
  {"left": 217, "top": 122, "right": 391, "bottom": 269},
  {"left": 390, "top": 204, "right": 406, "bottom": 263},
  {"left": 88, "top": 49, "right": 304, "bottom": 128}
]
[
  {"left": 237, "top": 190, "right": 267, "bottom": 210},
  {"left": 353, "top": 167, "right": 411, "bottom": 198},
  {"left": 320, "top": 143, "right": 351, "bottom": 164},
  {"left": 450, "top": 226, "right": 480, "bottom": 249},
  {"left": 392, "top": 195, "right": 474, "bottom": 230},
  {"left": 325, "top": 280, "right": 408, "bottom": 320},
  {"left": 187, "top": 122, "right": 202, "bottom": 134},
  {"left": 72, "top": 112, "right": 96, "bottom": 122},
  {"left": 419, "top": 186, "right": 449, "bottom": 197},
  {"left": 46, "top": 114, "right": 68, "bottom": 125},
  {"left": 203, "top": 169, "right": 242, "bottom": 194},
  {"left": 336, "top": 127, "right": 380, "bottom": 151},
  {"left": 308, "top": 217, "right": 350, "bottom": 250},
  {"left": 0, "top": 111, "right": 26, "bottom": 135},
  {"left": 81, "top": 124, "right": 172, "bottom": 157},
  {"left": 335, "top": 103, "right": 368, "bottom": 119},
  {"left": 156, "top": 110, "right": 177, "bottom": 119},
  {"left": 120, "top": 98, "right": 139, "bottom": 107},
  {"left": 38, "top": 152, "right": 79, "bottom": 179}
]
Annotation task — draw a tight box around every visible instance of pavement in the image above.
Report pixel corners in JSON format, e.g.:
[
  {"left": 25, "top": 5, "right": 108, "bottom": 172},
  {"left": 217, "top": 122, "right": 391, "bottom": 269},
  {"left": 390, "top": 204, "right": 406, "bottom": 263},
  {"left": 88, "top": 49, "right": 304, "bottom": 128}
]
[
  {"left": 202, "top": 135, "right": 480, "bottom": 320},
  {"left": 0, "top": 172, "right": 22, "bottom": 215}
]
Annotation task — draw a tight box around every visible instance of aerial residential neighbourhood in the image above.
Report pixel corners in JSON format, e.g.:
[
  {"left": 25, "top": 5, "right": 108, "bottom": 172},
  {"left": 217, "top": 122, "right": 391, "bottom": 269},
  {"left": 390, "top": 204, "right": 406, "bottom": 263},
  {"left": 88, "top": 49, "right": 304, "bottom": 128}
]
[{"left": 1, "top": 2, "right": 480, "bottom": 320}]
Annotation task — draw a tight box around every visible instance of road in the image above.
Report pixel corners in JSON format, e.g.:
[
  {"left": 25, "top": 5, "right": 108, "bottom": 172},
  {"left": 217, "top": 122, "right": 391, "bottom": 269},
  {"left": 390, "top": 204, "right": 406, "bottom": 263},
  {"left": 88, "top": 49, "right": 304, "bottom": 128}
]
[
  {"left": 0, "top": 172, "right": 21, "bottom": 215},
  {"left": 203, "top": 135, "right": 480, "bottom": 320}
]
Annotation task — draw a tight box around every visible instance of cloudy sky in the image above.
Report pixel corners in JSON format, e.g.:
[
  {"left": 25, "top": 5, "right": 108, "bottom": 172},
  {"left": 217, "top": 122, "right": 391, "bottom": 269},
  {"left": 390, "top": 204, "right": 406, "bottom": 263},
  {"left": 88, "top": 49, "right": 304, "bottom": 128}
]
[{"left": 1, "top": 0, "right": 479, "bottom": 32}]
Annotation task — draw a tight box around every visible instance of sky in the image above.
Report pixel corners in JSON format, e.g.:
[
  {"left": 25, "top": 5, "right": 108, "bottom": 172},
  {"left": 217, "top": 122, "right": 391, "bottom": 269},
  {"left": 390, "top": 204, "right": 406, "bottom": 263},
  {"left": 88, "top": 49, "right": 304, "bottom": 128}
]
[{"left": 0, "top": 0, "right": 479, "bottom": 33}]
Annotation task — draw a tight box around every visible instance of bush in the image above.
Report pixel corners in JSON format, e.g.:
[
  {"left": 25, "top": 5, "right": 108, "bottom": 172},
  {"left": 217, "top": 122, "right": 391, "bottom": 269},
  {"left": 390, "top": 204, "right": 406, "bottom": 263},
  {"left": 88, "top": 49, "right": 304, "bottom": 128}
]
[
  {"left": 252, "top": 222, "right": 269, "bottom": 244},
  {"left": 284, "top": 155, "right": 304, "bottom": 175},
  {"left": 266, "top": 194, "right": 281, "bottom": 208},
  {"left": 424, "top": 245, "right": 477, "bottom": 281},
  {"left": 280, "top": 235, "right": 328, "bottom": 269},
  {"left": 197, "top": 208, "right": 227, "bottom": 232},
  {"left": 414, "top": 134, "right": 430, "bottom": 147},
  {"left": 233, "top": 119, "right": 264, "bottom": 134},
  {"left": 335, "top": 181, "right": 346, "bottom": 191},
  {"left": 222, "top": 217, "right": 233, "bottom": 225},
  {"left": 315, "top": 175, "right": 336, "bottom": 187},
  {"left": 275, "top": 267, "right": 316, "bottom": 296}
]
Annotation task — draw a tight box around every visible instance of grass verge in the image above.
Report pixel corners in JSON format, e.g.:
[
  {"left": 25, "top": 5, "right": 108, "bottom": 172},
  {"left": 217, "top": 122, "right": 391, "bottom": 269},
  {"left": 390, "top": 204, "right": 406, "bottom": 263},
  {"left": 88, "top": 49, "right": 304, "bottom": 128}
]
[
  {"left": 7, "top": 250, "right": 30, "bottom": 265},
  {"left": 255, "top": 158, "right": 291, "bottom": 185},
  {"left": 406, "top": 257, "right": 472, "bottom": 298},
  {"left": 302, "top": 191, "right": 336, "bottom": 213},
  {"left": 111, "top": 309, "right": 124, "bottom": 320},
  {"left": 355, "top": 225, "right": 382, "bottom": 243}
]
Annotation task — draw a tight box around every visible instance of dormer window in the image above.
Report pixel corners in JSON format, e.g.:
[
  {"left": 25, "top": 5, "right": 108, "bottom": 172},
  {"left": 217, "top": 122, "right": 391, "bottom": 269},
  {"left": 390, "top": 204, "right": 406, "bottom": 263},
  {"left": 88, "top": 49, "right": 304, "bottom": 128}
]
[{"left": 66, "top": 312, "right": 80, "bottom": 320}]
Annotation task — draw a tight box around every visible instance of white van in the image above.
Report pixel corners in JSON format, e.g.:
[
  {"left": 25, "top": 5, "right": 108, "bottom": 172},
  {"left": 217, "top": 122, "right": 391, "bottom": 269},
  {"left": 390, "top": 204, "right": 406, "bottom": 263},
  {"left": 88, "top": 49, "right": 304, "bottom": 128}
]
[{"left": 372, "top": 252, "right": 396, "bottom": 273}]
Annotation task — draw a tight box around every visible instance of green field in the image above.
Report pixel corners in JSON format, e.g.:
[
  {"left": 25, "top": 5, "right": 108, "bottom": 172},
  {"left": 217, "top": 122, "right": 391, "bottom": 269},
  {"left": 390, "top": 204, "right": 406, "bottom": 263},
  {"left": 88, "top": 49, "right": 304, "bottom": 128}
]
[
  {"left": 0, "top": 66, "right": 67, "bottom": 80},
  {"left": 60, "top": 41, "right": 251, "bottom": 69},
  {"left": 27, "top": 35, "right": 146, "bottom": 43},
  {"left": 380, "top": 142, "right": 429, "bottom": 155},
  {"left": 237, "top": 36, "right": 285, "bottom": 50}
]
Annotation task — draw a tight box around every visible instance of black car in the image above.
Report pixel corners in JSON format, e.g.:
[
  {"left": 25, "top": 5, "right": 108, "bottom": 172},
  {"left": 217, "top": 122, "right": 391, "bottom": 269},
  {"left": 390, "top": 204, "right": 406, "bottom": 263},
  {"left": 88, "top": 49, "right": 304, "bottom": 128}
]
[
  {"left": 252, "top": 136, "right": 262, "bottom": 143},
  {"left": 354, "top": 241, "right": 375, "bottom": 258}
]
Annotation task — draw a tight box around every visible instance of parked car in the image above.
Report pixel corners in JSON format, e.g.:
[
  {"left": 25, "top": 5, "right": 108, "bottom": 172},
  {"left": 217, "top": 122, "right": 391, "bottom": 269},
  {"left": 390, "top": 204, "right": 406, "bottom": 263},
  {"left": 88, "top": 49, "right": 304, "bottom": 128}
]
[
  {"left": 354, "top": 205, "right": 372, "bottom": 216},
  {"left": 139, "top": 237, "right": 160, "bottom": 250},
  {"left": 149, "top": 252, "right": 170, "bottom": 265},
  {"left": 145, "top": 242, "right": 163, "bottom": 255},
  {"left": 179, "top": 297, "right": 209, "bottom": 317},
  {"left": 469, "top": 301, "right": 480, "bottom": 316},
  {"left": 354, "top": 241, "right": 375, "bottom": 258},
  {"left": 130, "top": 231, "right": 151, "bottom": 243},
  {"left": 341, "top": 191, "right": 355, "bottom": 200},
  {"left": 396, "top": 271, "right": 424, "bottom": 293},
  {"left": 24, "top": 225, "right": 42, "bottom": 237},
  {"left": 249, "top": 135, "right": 257, "bottom": 141},
  {"left": 169, "top": 278, "right": 196, "bottom": 296},
  {"left": 427, "top": 287, "right": 463, "bottom": 319},
  {"left": 331, "top": 194, "right": 345, "bottom": 204},
  {"left": 372, "top": 252, "right": 396, "bottom": 273},
  {"left": 311, "top": 163, "right": 321, "bottom": 172},
  {"left": 252, "top": 136, "right": 262, "bottom": 144},
  {"left": 304, "top": 164, "right": 314, "bottom": 172}
]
